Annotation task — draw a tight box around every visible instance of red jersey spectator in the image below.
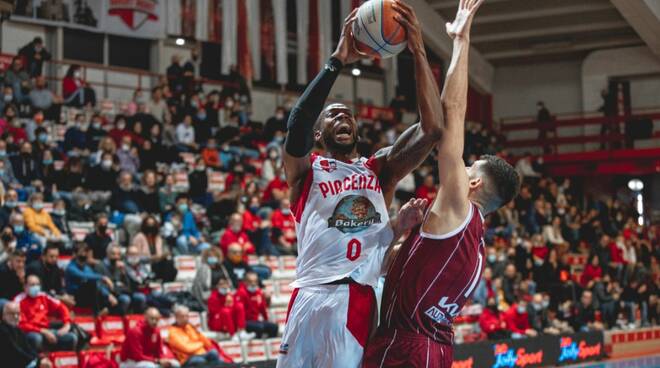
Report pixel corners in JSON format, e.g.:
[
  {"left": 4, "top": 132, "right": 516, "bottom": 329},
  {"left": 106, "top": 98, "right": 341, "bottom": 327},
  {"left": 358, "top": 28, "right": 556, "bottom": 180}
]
[
  {"left": 415, "top": 174, "right": 437, "bottom": 203},
  {"left": 262, "top": 172, "right": 288, "bottom": 203},
  {"left": 207, "top": 277, "right": 254, "bottom": 340},
  {"left": 503, "top": 302, "right": 537, "bottom": 338},
  {"left": 271, "top": 199, "right": 297, "bottom": 254},
  {"left": 6, "top": 118, "right": 28, "bottom": 145},
  {"left": 219, "top": 213, "right": 255, "bottom": 259},
  {"left": 121, "top": 307, "right": 179, "bottom": 367},
  {"left": 580, "top": 254, "right": 603, "bottom": 287},
  {"left": 235, "top": 271, "right": 278, "bottom": 338},
  {"left": 478, "top": 298, "right": 510, "bottom": 340},
  {"left": 109, "top": 116, "right": 131, "bottom": 146}
]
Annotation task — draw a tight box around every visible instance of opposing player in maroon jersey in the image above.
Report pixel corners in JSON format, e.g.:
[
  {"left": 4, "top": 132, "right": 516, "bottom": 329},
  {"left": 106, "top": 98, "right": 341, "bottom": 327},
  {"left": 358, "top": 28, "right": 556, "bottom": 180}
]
[{"left": 363, "top": 0, "right": 521, "bottom": 367}]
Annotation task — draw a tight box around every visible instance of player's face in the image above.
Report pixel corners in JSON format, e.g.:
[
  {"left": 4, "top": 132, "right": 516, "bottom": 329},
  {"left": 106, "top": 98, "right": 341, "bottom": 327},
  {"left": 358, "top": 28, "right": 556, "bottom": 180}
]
[{"left": 319, "top": 104, "right": 358, "bottom": 154}]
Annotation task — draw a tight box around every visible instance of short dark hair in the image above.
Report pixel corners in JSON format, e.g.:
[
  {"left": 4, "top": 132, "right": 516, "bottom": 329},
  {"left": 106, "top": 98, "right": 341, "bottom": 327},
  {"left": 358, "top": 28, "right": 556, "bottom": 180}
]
[
  {"left": 74, "top": 241, "right": 89, "bottom": 254},
  {"left": 44, "top": 243, "right": 60, "bottom": 254},
  {"left": 480, "top": 155, "right": 521, "bottom": 209}
]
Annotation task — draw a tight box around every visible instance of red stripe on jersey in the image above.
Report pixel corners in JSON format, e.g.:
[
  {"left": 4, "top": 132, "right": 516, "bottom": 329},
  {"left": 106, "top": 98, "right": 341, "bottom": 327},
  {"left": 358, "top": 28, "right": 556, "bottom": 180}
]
[
  {"left": 284, "top": 288, "right": 300, "bottom": 324},
  {"left": 346, "top": 283, "right": 377, "bottom": 348},
  {"left": 291, "top": 154, "right": 317, "bottom": 223}
]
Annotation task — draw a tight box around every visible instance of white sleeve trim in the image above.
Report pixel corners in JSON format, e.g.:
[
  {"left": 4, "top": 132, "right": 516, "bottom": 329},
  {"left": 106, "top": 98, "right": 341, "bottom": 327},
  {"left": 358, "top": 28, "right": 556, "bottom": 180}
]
[{"left": 420, "top": 203, "right": 474, "bottom": 240}]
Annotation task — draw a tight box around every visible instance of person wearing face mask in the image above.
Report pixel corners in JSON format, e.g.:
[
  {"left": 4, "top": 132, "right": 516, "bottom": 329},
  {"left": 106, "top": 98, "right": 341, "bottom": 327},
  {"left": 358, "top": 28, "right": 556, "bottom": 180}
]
[
  {"left": 222, "top": 243, "right": 256, "bottom": 288},
  {"left": 65, "top": 242, "right": 119, "bottom": 314},
  {"left": 24, "top": 110, "right": 46, "bottom": 143},
  {"left": 116, "top": 136, "right": 140, "bottom": 176},
  {"left": 10, "top": 142, "right": 40, "bottom": 186},
  {"left": 0, "top": 301, "right": 46, "bottom": 368},
  {"left": 26, "top": 244, "right": 71, "bottom": 305},
  {"left": 95, "top": 244, "right": 147, "bottom": 315},
  {"left": 10, "top": 213, "right": 41, "bottom": 262},
  {"left": 63, "top": 115, "right": 88, "bottom": 155},
  {"left": 29, "top": 76, "right": 61, "bottom": 121},
  {"left": 263, "top": 106, "right": 288, "bottom": 143},
  {"left": 86, "top": 152, "right": 119, "bottom": 192},
  {"left": 478, "top": 297, "right": 510, "bottom": 340},
  {"left": 175, "top": 115, "right": 197, "bottom": 152},
  {"left": 0, "top": 86, "right": 15, "bottom": 113},
  {"left": 219, "top": 214, "right": 256, "bottom": 261},
  {"left": 84, "top": 213, "right": 113, "bottom": 261},
  {"left": 0, "top": 162, "right": 20, "bottom": 202},
  {"left": 132, "top": 216, "right": 177, "bottom": 282},
  {"left": 261, "top": 167, "right": 289, "bottom": 206},
  {"left": 0, "top": 189, "right": 20, "bottom": 230},
  {"left": 207, "top": 277, "right": 255, "bottom": 341},
  {"left": 15, "top": 274, "right": 77, "bottom": 352},
  {"left": 526, "top": 293, "right": 549, "bottom": 334},
  {"left": 201, "top": 138, "right": 222, "bottom": 169},
  {"left": 188, "top": 158, "right": 209, "bottom": 206},
  {"left": 108, "top": 116, "right": 132, "bottom": 146},
  {"left": 271, "top": 198, "right": 297, "bottom": 255},
  {"left": 166, "top": 194, "right": 209, "bottom": 255},
  {"left": 62, "top": 65, "right": 96, "bottom": 108},
  {"left": 503, "top": 300, "right": 538, "bottom": 339},
  {"left": 194, "top": 107, "right": 212, "bottom": 145},
  {"left": 235, "top": 271, "right": 278, "bottom": 338},
  {"left": 23, "top": 193, "right": 63, "bottom": 246},
  {"left": 85, "top": 114, "right": 107, "bottom": 151},
  {"left": 18, "top": 37, "right": 52, "bottom": 78},
  {"left": 192, "top": 247, "right": 232, "bottom": 307}
]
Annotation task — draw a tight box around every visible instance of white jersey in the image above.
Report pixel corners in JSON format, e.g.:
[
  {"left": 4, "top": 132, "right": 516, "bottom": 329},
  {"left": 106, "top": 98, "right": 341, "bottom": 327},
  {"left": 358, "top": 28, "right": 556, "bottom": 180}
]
[{"left": 290, "top": 154, "right": 393, "bottom": 288}]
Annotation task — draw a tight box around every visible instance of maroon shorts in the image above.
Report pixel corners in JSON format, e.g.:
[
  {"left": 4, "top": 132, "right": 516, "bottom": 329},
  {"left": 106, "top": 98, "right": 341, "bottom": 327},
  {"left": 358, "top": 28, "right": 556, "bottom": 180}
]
[{"left": 363, "top": 329, "right": 453, "bottom": 368}]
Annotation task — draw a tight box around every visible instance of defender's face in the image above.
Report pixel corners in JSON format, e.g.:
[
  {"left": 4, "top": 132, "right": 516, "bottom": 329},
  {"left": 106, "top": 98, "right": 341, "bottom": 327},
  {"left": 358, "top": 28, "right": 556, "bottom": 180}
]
[{"left": 318, "top": 104, "right": 358, "bottom": 154}]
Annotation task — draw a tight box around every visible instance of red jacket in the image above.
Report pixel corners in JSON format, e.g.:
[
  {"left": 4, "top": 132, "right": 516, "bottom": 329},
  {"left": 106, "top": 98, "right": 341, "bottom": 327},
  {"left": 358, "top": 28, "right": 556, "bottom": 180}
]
[
  {"left": 120, "top": 320, "right": 163, "bottom": 362},
  {"left": 62, "top": 76, "right": 80, "bottom": 98},
  {"left": 503, "top": 304, "right": 530, "bottom": 334},
  {"left": 242, "top": 210, "right": 260, "bottom": 232},
  {"left": 609, "top": 242, "right": 624, "bottom": 264},
  {"left": 219, "top": 228, "right": 255, "bottom": 260},
  {"left": 478, "top": 307, "right": 506, "bottom": 335},
  {"left": 262, "top": 177, "right": 288, "bottom": 202},
  {"left": 271, "top": 209, "right": 296, "bottom": 244},
  {"left": 236, "top": 286, "right": 269, "bottom": 322},
  {"left": 415, "top": 185, "right": 437, "bottom": 203},
  {"left": 580, "top": 264, "right": 602, "bottom": 287},
  {"left": 15, "top": 292, "right": 71, "bottom": 333}
]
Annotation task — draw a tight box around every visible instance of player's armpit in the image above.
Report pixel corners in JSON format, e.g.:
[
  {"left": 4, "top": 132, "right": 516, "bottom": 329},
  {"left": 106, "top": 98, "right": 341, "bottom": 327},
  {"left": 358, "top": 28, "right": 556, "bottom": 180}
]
[{"left": 423, "top": 155, "right": 471, "bottom": 236}]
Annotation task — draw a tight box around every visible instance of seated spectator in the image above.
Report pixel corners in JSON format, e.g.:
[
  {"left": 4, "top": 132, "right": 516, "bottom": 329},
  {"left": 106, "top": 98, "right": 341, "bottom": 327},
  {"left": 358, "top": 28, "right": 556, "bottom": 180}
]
[
  {"left": 95, "top": 244, "right": 146, "bottom": 315},
  {"left": 503, "top": 301, "right": 538, "bottom": 339},
  {"left": 54, "top": 157, "right": 85, "bottom": 194},
  {"left": 0, "top": 188, "right": 20, "bottom": 230},
  {"left": 10, "top": 142, "right": 41, "bottom": 187},
  {"left": 131, "top": 216, "right": 176, "bottom": 282},
  {"left": 165, "top": 194, "right": 209, "bottom": 254},
  {"left": 201, "top": 138, "right": 221, "bottom": 169},
  {"left": 86, "top": 114, "right": 107, "bottom": 151},
  {"left": 124, "top": 245, "right": 154, "bottom": 289},
  {"left": 207, "top": 277, "right": 254, "bottom": 341},
  {"left": 581, "top": 253, "right": 603, "bottom": 287},
  {"left": 85, "top": 152, "right": 119, "bottom": 192},
  {"left": 62, "top": 65, "right": 95, "bottom": 107},
  {"left": 167, "top": 305, "right": 227, "bottom": 366},
  {"left": 24, "top": 110, "right": 46, "bottom": 143},
  {"left": 188, "top": 158, "right": 209, "bottom": 206},
  {"left": 0, "top": 249, "right": 27, "bottom": 305},
  {"left": 219, "top": 213, "right": 255, "bottom": 259},
  {"left": 271, "top": 198, "right": 296, "bottom": 255},
  {"left": 0, "top": 301, "right": 46, "bottom": 368},
  {"left": 159, "top": 174, "right": 177, "bottom": 214},
  {"left": 121, "top": 307, "right": 180, "bottom": 368},
  {"left": 65, "top": 242, "right": 118, "bottom": 314},
  {"left": 542, "top": 216, "right": 567, "bottom": 249},
  {"left": 0, "top": 158, "right": 19, "bottom": 191},
  {"left": 63, "top": 115, "right": 88, "bottom": 155},
  {"left": 223, "top": 243, "right": 254, "bottom": 287},
  {"left": 49, "top": 200, "right": 69, "bottom": 235},
  {"left": 544, "top": 307, "right": 574, "bottom": 335},
  {"left": 137, "top": 170, "right": 160, "bottom": 215},
  {"left": 192, "top": 247, "right": 232, "bottom": 305},
  {"left": 147, "top": 86, "right": 171, "bottom": 124},
  {"left": 415, "top": 174, "right": 437, "bottom": 203},
  {"left": 23, "top": 193, "right": 65, "bottom": 245},
  {"left": 116, "top": 136, "right": 140, "bottom": 175},
  {"left": 111, "top": 171, "right": 140, "bottom": 214},
  {"left": 10, "top": 212, "right": 41, "bottom": 261},
  {"left": 175, "top": 115, "right": 196, "bottom": 152},
  {"left": 473, "top": 267, "right": 494, "bottom": 306},
  {"left": 571, "top": 290, "right": 604, "bottom": 332},
  {"left": 527, "top": 293, "right": 549, "bottom": 333},
  {"left": 5, "top": 57, "right": 31, "bottom": 104},
  {"left": 84, "top": 213, "right": 112, "bottom": 260},
  {"left": 236, "top": 271, "right": 278, "bottom": 338},
  {"left": 15, "top": 274, "right": 76, "bottom": 352},
  {"left": 261, "top": 168, "right": 288, "bottom": 205},
  {"left": 108, "top": 116, "right": 131, "bottom": 147},
  {"left": 478, "top": 297, "right": 510, "bottom": 340},
  {"left": 26, "top": 244, "right": 73, "bottom": 306}
]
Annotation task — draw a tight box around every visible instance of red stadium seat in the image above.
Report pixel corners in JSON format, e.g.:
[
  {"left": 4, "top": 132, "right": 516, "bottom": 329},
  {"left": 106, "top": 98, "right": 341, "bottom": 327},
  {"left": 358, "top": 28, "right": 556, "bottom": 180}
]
[
  {"left": 218, "top": 341, "right": 244, "bottom": 363},
  {"left": 48, "top": 351, "right": 79, "bottom": 368},
  {"left": 244, "top": 339, "right": 268, "bottom": 362},
  {"left": 96, "top": 316, "right": 125, "bottom": 344},
  {"left": 265, "top": 337, "right": 283, "bottom": 360}
]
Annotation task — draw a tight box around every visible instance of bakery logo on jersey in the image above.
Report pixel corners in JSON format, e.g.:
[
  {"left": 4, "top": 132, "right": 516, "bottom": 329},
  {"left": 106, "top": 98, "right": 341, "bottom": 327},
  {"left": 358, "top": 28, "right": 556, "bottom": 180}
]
[
  {"left": 558, "top": 337, "right": 602, "bottom": 363},
  {"left": 424, "top": 296, "right": 459, "bottom": 325},
  {"left": 492, "top": 343, "right": 543, "bottom": 368},
  {"left": 327, "top": 195, "right": 381, "bottom": 233},
  {"left": 319, "top": 159, "right": 337, "bottom": 173}
]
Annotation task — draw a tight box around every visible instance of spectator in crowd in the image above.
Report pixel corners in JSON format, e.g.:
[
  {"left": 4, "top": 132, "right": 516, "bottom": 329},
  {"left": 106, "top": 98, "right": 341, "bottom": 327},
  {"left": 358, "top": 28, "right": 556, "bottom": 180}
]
[
  {"left": 0, "top": 188, "right": 19, "bottom": 227},
  {"left": 544, "top": 307, "right": 574, "bottom": 335},
  {"left": 165, "top": 194, "right": 208, "bottom": 254},
  {"left": 26, "top": 243, "right": 71, "bottom": 305},
  {"left": 131, "top": 215, "right": 176, "bottom": 282},
  {"left": 86, "top": 151, "right": 119, "bottom": 192},
  {"left": 15, "top": 274, "right": 76, "bottom": 352},
  {"left": 593, "top": 273, "right": 619, "bottom": 328},
  {"left": 11, "top": 142, "right": 40, "bottom": 187},
  {"left": 536, "top": 101, "right": 552, "bottom": 140},
  {"left": 175, "top": 114, "right": 196, "bottom": 152},
  {"left": 159, "top": 174, "right": 177, "bottom": 214},
  {"left": 65, "top": 242, "right": 118, "bottom": 313},
  {"left": 137, "top": 170, "right": 160, "bottom": 215},
  {"left": 5, "top": 57, "right": 31, "bottom": 104},
  {"left": 10, "top": 212, "right": 41, "bottom": 261},
  {"left": 111, "top": 171, "right": 140, "bottom": 214},
  {"left": 415, "top": 174, "right": 437, "bottom": 203},
  {"left": 515, "top": 153, "right": 541, "bottom": 179},
  {"left": 263, "top": 107, "right": 287, "bottom": 143},
  {"left": 29, "top": 77, "right": 61, "bottom": 120},
  {"left": 527, "top": 293, "right": 550, "bottom": 333},
  {"left": 598, "top": 88, "right": 617, "bottom": 149},
  {"left": 166, "top": 55, "right": 184, "bottom": 97},
  {"left": 23, "top": 193, "right": 67, "bottom": 246},
  {"left": 201, "top": 138, "right": 221, "bottom": 169},
  {"left": 116, "top": 136, "right": 140, "bottom": 176},
  {"left": 270, "top": 198, "right": 296, "bottom": 255},
  {"left": 188, "top": 157, "right": 209, "bottom": 205},
  {"left": 121, "top": 307, "right": 180, "bottom": 368},
  {"left": 0, "top": 301, "right": 47, "bottom": 368},
  {"left": 18, "top": 37, "right": 51, "bottom": 77},
  {"left": 62, "top": 64, "right": 96, "bottom": 107},
  {"left": 168, "top": 304, "right": 226, "bottom": 366},
  {"left": 193, "top": 247, "right": 232, "bottom": 306},
  {"left": 147, "top": 87, "right": 170, "bottom": 124},
  {"left": 478, "top": 297, "right": 510, "bottom": 340},
  {"left": 0, "top": 156, "right": 19, "bottom": 191},
  {"left": 219, "top": 213, "right": 256, "bottom": 259},
  {"left": 236, "top": 271, "right": 277, "bottom": 338},
  {"left": 207, "top": 277, "right": 254, "bottom": 341},
  {"left": 572, "top": 290, "right": 604, "bottom": 332},
  {"left": 0, "top": 249, "right": 26, "bottom": 305},
  {"left": 84, "top": 213, "right": 112, "bottom": 260},
  {"left": 504, "top": 300, "right": 538, "bottom": 339},
  {"left": 86, "top": 114, "right": 107, "bottom": 151},
  {"left": 501, "top": 263, "right": 518, "bottom": 305},
  {"left": 95, "top": 244, "right": 146, "bottom": 315},
  {"left": 223, "top": 243, "right": 254, "bottom": 287}
]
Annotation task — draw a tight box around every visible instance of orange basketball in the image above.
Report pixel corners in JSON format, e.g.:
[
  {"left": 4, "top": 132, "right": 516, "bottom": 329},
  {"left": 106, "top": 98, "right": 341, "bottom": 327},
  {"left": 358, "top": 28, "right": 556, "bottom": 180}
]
[{"left": 352, "top": 0, "right": 408, "bottom": 59}]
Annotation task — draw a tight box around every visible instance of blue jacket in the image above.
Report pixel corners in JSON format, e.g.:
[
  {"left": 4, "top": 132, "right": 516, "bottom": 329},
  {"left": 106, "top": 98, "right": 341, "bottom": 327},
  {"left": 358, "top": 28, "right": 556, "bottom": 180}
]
[
  {"left": 65, "top": 260, "right": 104, "bottom": 295},
  {"left": 165, "top": 210, "right": 200, "bottom": 239}
]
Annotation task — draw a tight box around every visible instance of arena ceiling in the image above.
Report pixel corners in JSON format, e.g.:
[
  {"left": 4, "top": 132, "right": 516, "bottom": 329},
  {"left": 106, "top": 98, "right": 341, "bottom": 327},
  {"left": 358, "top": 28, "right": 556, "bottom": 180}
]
[{"left": 423, "top": 0, "right": 647, "bottom": 65}]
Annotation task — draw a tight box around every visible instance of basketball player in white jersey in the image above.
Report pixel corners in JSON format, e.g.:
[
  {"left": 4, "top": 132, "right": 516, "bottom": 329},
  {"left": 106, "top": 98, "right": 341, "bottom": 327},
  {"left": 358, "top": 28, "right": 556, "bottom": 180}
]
[{"left": 277, "top": 4, "right": 445, "bottom": 367}]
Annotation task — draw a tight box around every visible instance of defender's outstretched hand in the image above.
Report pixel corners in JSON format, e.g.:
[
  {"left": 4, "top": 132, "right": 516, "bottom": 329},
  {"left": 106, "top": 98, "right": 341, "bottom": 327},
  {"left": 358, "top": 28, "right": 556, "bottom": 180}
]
[
  {"left": 392, "top": 0, "right": 424, "bottom": 54},
  {"left": 446, "top": 0, "right": 485, "bottom": 40},
  {"left": 332, "top": 8, "right": 370, "bottom": 65},
  {"left": 396, "top": 198, "right": 429, "bottom": 233}
]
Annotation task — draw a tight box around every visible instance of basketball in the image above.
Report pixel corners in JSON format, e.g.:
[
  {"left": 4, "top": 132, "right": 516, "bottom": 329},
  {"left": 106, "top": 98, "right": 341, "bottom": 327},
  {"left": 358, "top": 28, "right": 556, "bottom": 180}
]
[{"left": 352, "top": 0, "right": 407, "bottom": 59}]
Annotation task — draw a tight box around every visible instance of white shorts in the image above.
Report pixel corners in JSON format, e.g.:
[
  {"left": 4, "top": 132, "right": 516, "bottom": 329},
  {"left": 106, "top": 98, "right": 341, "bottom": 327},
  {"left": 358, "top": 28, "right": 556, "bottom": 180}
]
[{"left": 276, "top": 283, "right": 377, "bottom": 368}]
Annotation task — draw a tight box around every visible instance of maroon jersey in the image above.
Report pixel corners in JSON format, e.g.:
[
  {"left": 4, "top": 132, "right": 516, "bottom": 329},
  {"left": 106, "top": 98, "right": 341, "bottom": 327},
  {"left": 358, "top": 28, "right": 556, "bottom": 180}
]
[{"left": 380, "top": 202, "right": 485, "bottom": 345}]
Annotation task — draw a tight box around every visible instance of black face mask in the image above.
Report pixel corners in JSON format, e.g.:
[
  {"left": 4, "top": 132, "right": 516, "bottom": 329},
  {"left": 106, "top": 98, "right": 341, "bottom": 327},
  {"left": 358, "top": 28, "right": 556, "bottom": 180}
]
[
  {"left": 77, "top": 254, "right": 87, "bottom": 263},
  {"left": 98, "top": 225, "right": 108, "bottom": 234}
]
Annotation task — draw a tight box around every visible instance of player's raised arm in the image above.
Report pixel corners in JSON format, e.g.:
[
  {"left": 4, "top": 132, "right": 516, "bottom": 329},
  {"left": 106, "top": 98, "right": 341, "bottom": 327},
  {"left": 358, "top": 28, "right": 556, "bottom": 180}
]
[
  {"left": 424, "top": 0, "right": 484, "bottom": 232},
  {"left": 372, "top": 1, "right": 444, "bottom": 206},
  {"left": 283, "top": 9, "right": 367, "bottom": 202}
]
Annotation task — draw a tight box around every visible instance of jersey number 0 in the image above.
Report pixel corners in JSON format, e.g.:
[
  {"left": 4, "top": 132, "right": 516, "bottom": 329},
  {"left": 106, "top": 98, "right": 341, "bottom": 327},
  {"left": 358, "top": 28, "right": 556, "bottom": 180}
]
[{"left": 346, "top": 239, "right": 362, "bottom": 261}]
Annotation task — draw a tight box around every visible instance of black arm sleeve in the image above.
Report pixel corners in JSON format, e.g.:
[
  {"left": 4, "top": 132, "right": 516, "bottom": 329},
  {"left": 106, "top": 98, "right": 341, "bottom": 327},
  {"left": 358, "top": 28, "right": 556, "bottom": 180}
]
[{"left": 284, "top": 57, "right": 343, "bottom": 157}]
